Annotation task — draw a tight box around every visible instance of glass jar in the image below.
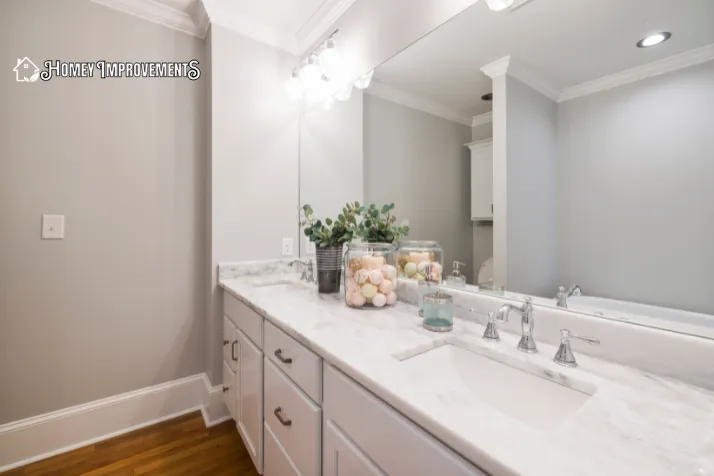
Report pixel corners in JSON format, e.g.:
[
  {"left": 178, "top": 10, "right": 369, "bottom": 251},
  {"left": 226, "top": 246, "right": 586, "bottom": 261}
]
[
  {"left": 344, "top": 243, "right": 398, "bottom": 309},
  {"left": 396, "top": 241, "right": 444, "bottom": 282}
]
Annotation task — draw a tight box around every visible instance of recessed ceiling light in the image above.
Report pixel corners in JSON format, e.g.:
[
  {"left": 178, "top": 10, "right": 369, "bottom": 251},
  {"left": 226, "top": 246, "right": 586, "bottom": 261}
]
[
  {"left": 485, "top": 0, "right": 514, "bottom": 12},
  {"left": 481, "top": 93, "right": 493, "bottom": 101},
  {"left": 636, "top": 32, "right": 671, "bottom": 48}
]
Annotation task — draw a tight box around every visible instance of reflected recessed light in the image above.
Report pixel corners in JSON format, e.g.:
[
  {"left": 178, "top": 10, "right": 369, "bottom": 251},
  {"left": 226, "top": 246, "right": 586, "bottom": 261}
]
[
  {"left": 481, "top": 93, "right": 493, "bottom": 101},
  {"left": 636, "top": 32, "right": 671, "bottom": 48}
]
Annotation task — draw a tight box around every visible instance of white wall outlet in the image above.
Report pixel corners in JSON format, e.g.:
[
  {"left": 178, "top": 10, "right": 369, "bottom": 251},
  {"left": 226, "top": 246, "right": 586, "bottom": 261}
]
[
  {"left": 306, "top": 241, "right": 316, "bottom": 256},
  {"left": 42, "top": 214, "right": 65, "bottom": 240},
  {"left": 282, "top": 237, "right": 294, "bottom": 256}
]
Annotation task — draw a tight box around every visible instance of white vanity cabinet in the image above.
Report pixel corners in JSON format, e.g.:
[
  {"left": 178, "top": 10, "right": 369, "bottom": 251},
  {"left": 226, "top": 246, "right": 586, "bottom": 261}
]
[
  {"left": 223, "top": 293, "right": 264, "bottom": 474},
  {"left": 323, "top": 364, "right": 486, "bottom": 476},
  {"left": 467, "top": 138, "right": 493, "bottom": 221}
]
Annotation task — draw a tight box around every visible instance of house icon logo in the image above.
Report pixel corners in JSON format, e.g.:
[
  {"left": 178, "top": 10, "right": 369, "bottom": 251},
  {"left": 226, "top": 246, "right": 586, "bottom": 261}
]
[{"left": 14, "top": 57, "right": 40, "bottom": 82}]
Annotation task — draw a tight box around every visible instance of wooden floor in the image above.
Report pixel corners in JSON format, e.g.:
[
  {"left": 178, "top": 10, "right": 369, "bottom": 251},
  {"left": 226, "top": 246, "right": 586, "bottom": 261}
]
[{"left": 3, "top": 412, "right": 259, "bottom": 476}]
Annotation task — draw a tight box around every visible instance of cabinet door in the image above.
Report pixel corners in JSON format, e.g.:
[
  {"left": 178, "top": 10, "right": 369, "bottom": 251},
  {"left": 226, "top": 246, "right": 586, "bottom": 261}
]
[
  {"left": 222, "top": 360, "right": 236, "bottom": 420},
  {"left": 324, "top": 418, "right": 386, "bottom": 476},
  {"left": 236, "top": 329, "right": 264, "bottom": 474},
  {"left": 470, "top": 143, "right": 493, "bottom": 220},
  {"left": 223, "top": 316, "right": 237, "bottom": 371}
]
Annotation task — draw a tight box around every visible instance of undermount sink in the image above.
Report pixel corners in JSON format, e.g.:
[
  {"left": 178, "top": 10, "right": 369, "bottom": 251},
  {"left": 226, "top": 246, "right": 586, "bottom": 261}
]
[
  {"left": 251, "top": 278, "right": 308, "bottom": 290},
  {"left": 394, "top": 340, "right": 596, "bottom": 430}
]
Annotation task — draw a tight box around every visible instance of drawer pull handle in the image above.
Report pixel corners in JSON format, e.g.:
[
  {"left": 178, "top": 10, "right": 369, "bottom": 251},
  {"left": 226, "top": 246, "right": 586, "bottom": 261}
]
[
  {"left": 273, "top": 407, "right": 292, "bottom": 427},
  {"left": 231, "top": 340, "right": 238, "bottom": 361},
  {"left": 274, "top": 349, "right": 293, "bottom": 364},
  {"left": 222, "top": 386, "right": 229, "bottom": 393},
  {"left": 223, "top": 340, "right": 229, "bottom": 345}
]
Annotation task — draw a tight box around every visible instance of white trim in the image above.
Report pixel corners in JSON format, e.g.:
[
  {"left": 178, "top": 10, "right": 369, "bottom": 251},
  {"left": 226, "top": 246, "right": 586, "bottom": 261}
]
[
  {"left": 366, "top": 81, "right": 472, "bottom": 126},
  {"left": 89, "top": 0, "right": 209, "bottom": 38},
  {"left": 0, "top": 373, "right": 230, "bottom": 472},
  {"left": 481, "top": 55, "right": 511, "bottom": 78},
  {"left": 471, "top": 111, "right": 493, "bottom": 128},
  {"left": 559, "top": 43, "right": 714, "bottom": 102},
  {"left": 296, "top": 0, "right": 360, "bottom": 54},
  {"left": 465, "top": 138, "right": 493, "bottom": 151}
]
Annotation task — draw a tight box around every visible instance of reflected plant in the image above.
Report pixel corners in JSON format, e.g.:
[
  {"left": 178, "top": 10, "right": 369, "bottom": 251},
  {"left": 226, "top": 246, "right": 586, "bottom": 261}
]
[{"left": 356, "top": 203, "right": 409, "bottom": 244}]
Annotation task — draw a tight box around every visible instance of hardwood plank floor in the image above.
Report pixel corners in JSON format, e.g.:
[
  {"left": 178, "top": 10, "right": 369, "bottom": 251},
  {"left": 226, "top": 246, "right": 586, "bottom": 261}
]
[{"left": 2, "top": 412, "right": 259, "bottom": 476}]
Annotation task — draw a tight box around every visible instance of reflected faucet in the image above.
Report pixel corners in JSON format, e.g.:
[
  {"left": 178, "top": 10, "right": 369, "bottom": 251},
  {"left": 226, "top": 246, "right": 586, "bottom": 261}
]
[
  {"left": 496, "top": 297, "right": 537, "bottom": 353},
  {"left": 289, "top": 259, "right": 315, "bottom": 283},
  {"left": 556, "top": 284, "right": 583, "bottom": 308}
]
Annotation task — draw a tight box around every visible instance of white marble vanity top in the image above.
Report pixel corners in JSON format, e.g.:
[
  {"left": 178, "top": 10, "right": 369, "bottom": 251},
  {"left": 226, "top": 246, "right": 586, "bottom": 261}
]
[{"left": 219, "top": 271, "right": 714, "bottom": 476}]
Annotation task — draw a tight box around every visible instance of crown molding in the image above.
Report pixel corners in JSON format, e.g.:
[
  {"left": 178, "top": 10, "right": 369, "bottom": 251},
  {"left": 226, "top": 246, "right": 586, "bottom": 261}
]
[
  {"left": 559, "top": 43, "right": 714, "bottom": 102},
  {"left": 481, "top": 55, "right": 559, "bottom": 101},
  {"left": 89, "top": 0, "right": 209, "bottom": 38},
  {"left": 481, "top": 55, "right": 511, "bottom": 78},
  {"left": 296, "top": 0, "right": 359, "bottom": 54},
  {"left": 471, "top": 111, "right": 493, "bottom": 128},
  {"left": 465, "top": 138, "right": 493, "bottom": 151},
  {"left": 367, "top": 81, "right": 472, "bottom": 126}
]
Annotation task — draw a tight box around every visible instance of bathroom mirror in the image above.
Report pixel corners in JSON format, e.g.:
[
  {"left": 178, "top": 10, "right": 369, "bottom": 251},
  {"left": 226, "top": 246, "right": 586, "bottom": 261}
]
[{"left": 299, "top": 0, "right": 714, "bottom": 339}]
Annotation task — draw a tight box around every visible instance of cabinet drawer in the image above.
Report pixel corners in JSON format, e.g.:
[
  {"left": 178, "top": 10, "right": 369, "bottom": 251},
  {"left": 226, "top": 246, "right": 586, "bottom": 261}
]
[
  {"left": 265, "top": 321, "right": 322, "bottom": 403},
  {"left": 323, "top": 364, "right": 486, "bottom": 476},
  {"left": 264, "top": 358, "right": 321, "bottom": 476},
  {"left": 224, "top": 292, "right": 263, "bottom": 348},
  {"left": 264, "top": 422, "right": 299, "bottom": 476}
]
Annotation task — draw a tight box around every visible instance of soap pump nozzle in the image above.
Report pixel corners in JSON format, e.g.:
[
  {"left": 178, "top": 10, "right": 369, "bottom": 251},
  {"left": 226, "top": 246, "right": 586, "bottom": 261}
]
[
  {"left": 445, "top": 261, "right": 466, "bottom": 288},
  {"left": 451, "top": 261, "right": 466, "bottom": 277}
]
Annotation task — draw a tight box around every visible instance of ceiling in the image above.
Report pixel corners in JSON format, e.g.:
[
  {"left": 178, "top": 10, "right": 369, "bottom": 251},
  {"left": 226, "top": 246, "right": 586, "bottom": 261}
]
[
  {"left": 373, "top": 0, "right": 714, "bottom": 117},
  {"left": 89, "top": 0, "right": 357, "bottom": 53}
]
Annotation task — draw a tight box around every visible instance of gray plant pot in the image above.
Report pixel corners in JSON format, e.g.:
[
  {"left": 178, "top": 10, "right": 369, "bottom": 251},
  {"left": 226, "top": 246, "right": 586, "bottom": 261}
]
[{"left": 315, "top": 244, "right": 344, "bottom": 294}]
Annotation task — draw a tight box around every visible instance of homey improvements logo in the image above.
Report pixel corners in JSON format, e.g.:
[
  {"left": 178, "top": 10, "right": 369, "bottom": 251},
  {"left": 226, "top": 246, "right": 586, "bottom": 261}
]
[{"left": 15, "top": 58, "right": 201, "bottom": 82}]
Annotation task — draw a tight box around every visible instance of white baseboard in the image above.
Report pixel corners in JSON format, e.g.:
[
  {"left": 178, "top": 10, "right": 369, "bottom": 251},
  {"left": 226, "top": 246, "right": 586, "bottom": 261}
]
[{"left": 0, "top": 373, "right": 231, "bottom": 472}]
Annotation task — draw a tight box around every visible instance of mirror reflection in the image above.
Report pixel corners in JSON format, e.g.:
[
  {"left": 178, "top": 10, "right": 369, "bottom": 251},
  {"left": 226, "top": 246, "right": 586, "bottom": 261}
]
[{"left": 299, "top": 0, "right": 714, "bottom": 339}]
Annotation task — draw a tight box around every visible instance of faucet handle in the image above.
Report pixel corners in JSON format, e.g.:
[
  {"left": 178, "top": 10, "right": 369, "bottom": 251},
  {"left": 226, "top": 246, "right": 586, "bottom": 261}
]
[{"left": 554, "top": 329, "right": 600, "bottom": 367}]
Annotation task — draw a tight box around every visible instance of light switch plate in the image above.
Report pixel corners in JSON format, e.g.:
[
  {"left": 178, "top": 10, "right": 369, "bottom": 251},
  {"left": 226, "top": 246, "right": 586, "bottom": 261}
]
[
  {"left": 42, "top": 214, "right": 65, "bottom": 239},
  {"left": 282, "top": 237, "right": 294, "bottom": 256}
]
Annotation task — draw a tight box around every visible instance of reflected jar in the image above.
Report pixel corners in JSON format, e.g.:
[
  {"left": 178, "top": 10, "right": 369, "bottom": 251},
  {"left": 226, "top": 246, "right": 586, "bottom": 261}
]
[
  {"left": 396, "top": 241, "right": 444, "bottom": 282},
  {"left": 344, "top": 243, "right": 398, "bottom": 309}
]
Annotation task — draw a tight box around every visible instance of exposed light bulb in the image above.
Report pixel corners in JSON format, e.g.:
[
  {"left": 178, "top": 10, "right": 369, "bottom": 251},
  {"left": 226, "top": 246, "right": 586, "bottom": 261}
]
[
  {"left": 485, "top": 0, "right": 514, "bottom": 11},
  {"left": 354, "top": 69, "right": 374, "bottom": 90},
  {"left": 306, "top": 76, "right": 331, "bottom": 105},
  {"left": 284, "top": 69, "right": 303, "bottom": 101},
  {"left": 300, "top": 54, "right": 321, "bottom": 89},
  {"left": 335, "top": 84, "right": 353, "bottom": 102},
  {"left": 319, "top": 38, "right": 341, "bottom": 79}
]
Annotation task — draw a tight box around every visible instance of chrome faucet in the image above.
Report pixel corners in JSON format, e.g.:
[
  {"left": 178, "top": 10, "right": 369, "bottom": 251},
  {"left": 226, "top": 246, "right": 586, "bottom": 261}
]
[
  {"left": 553, "top": 329, "right": 600, "bottom": 367},
  {"left": 556, "top": 284, "right": 583, "bottom": 308},
  {"left": 289, "top": 259, "right": 315, "bottom": 283},
  {"left": 496, "top": 297, "right": 537, "bottom": 353}
]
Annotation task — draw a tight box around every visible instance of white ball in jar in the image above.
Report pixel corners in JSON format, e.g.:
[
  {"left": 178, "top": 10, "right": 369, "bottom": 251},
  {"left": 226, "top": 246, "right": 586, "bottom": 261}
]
[
  {"left": 368, "top": 269, "right": 383, "bottom": 285},
  {"left": 346, "top": 277, "right": 359, "bottom": 293},
  {"left": 372, "top": 292, "right": 387, "bottom": 308},
  {"left": 386, "top": 291, "right": 398, "bottom": 306},
  {"left": 382, "top": 264, "right": 398, "bottom": 281},
  {"left": 360, "top": 283, "right": 378, "bottom": 300},
  {"left": 355, "top": 268, "right": 369, "bottom": 284}
]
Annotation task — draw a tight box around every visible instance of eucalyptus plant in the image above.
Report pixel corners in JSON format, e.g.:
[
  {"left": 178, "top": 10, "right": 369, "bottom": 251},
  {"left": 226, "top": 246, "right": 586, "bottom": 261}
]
[
  {"left": 356, "top": 203, "right": 409, "bottom": 244},
  {"left": 300, "top": 202, "right": 360, "bottom": 248}
]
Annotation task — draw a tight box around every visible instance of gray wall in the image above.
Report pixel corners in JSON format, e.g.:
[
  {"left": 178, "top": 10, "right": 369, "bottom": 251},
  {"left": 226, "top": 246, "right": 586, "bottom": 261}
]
[
  {"left": 208, "top": 26, "right": 299, "bottom": 382},
  {"left": 505, "top": 76, "right": 558, "bottom": 296},
  {"left": 364, "top": 95, "right": 473, "bottom": 277},
  {"left": 0, "top": 0, "right": 207, "bottom": 423},
  {"left": 300, "top": 91, "right": 364, "bottom": 256},
  {"left": 558, "top": 61, "right": 714, "bottom": 314}
]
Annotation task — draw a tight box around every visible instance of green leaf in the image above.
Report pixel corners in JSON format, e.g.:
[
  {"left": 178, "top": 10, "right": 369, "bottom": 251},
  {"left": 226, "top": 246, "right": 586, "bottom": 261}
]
[
  {"left": 338, "top": 214, "right": 345, "bottom": 223},
  {"left": 302, "top": 204, "right": 311, "bottom": 211},
  {"left": 314, "top": 220, "right": 322, "bottom": 229},
  {"left": 354, "top": 201, "right": 360, "bottom": 208},
  {"left": 304, "top": 228, "right": 311, "bottom": 236},
  {"left": 381, "top": 204, "right": 390, "bottom": 214},
  {"left": 325, "top": 218, "right": 333, "bottom": 226}
]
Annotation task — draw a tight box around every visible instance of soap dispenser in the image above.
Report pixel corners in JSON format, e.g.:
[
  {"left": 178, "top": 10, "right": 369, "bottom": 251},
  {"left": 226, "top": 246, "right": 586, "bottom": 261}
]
[
  {"left": 444, "top": 261, "right": 466, "bottom": 288},
  {"left": 422, "top": 289, "right": 454, "bottom": 332}
]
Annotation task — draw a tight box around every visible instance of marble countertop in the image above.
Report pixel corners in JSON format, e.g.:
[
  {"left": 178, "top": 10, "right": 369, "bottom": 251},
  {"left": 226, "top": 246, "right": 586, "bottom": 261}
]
[{"left": 219, "top": 272, "right": 714, "bottom": 476}]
